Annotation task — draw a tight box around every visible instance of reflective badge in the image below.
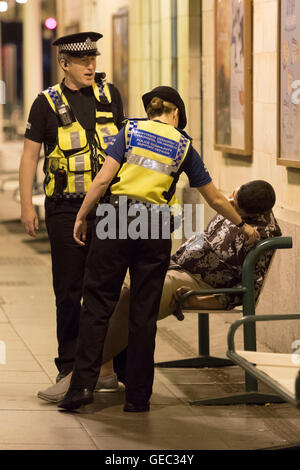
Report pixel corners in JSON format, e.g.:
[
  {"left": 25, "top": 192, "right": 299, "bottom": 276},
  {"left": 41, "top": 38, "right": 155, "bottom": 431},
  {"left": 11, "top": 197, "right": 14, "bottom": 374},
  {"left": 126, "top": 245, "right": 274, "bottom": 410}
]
[
  {"left": 103, "top": 135, "right": 117, "bottom": 145},
  {"left": 131, "top": 129, "right": 179, "bottom": 160},
  {"left": 101, "top": 126, "right": 117, "bottom": 146}
]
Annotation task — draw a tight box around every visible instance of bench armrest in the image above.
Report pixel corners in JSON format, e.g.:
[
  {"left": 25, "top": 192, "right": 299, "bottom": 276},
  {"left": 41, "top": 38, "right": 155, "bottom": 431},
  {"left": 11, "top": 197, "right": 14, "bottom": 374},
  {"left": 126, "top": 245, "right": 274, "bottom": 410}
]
[
  {"left": 174, "top": 287, "right": 246, "bottom": 320},
  {"left": 227, "top": 313, "right": 300, "bottom": 353}
]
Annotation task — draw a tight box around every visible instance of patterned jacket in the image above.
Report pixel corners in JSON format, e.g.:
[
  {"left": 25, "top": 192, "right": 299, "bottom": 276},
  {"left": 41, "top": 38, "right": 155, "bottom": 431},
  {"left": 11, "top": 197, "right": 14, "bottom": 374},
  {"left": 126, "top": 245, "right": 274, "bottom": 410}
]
[{"left": 170, "top": 211, "right": 282, "bottom": 309}]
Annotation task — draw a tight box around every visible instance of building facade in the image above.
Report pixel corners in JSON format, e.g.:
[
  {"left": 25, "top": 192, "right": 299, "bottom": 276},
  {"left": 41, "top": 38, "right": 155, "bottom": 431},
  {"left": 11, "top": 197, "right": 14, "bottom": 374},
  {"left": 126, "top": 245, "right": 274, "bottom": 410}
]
[{"left": 2, "top": 0, "right": 298, "bottom": 350}]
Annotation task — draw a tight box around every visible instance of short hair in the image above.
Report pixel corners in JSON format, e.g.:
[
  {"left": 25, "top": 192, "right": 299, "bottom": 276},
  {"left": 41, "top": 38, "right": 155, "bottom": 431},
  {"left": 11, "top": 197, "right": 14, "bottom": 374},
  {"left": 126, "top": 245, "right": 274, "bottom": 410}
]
[
  {"left": 146, "top": 97, "right": 177, "bottom": 120},
  {"left": 236, "top": 180, "right": 276, "bottom": 215},
  {"left": 57, "top": 52, "right": 71, "bottom": 65}
]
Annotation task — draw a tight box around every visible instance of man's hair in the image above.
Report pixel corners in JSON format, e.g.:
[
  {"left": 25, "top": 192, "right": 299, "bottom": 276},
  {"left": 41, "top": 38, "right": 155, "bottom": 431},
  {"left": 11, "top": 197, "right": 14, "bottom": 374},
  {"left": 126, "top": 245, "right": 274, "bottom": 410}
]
[
  {"left": 236, "top": 180, "right": 276, "bottom": 215},
  {"left": 58, "top": 52, "right": 70, "bottom": 66}
]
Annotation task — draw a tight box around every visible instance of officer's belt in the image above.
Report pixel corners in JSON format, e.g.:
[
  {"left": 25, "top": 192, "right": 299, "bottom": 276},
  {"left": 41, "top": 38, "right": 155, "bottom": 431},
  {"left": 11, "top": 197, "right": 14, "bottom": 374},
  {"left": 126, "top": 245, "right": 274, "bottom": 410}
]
[{"left": 104, "top": 194, "right": 153, "bottom": 209}]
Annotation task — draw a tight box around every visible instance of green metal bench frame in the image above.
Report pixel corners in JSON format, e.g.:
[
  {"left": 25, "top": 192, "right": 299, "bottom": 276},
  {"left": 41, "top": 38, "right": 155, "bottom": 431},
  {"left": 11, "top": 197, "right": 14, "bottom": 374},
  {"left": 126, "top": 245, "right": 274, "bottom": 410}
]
[
  {"left": 227, "top": 314, "right": 300, "bottom": 409},
  {"left": 156, "top": 236, "right": 293, "bottom": 405}
]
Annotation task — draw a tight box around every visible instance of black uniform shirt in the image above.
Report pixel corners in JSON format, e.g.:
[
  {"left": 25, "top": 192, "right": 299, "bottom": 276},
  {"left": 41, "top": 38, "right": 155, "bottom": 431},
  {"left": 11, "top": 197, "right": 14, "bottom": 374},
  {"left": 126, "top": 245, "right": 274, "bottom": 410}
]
[{"left": 25, "top": 80, "right": 125, "bottom": 155}]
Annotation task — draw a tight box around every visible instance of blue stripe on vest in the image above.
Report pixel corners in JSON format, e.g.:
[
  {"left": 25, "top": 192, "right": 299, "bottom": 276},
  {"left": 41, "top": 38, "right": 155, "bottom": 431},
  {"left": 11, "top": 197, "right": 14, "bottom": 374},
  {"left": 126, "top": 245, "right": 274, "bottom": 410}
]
[
  {"left": 96, "top": 82, "right": 110, "bottom": 100},
  {"left": 126, "top": 121, "right": 139, "bottom": 154},
  {"left": 172, "top": 136, "right": 189, "bottom": 169},
  {"left": 47, "top": 87, "right": 60, "bottom": 105}
]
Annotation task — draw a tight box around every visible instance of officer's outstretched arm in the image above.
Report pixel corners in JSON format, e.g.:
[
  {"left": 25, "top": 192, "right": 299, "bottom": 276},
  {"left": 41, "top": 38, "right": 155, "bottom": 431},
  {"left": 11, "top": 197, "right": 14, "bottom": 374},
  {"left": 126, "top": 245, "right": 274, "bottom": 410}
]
[
  {"left": 197, "top": 181, "right": 260, "bottom": 245},
  {"left": 19, "top": 138, "right": 42, "bottom": 237},
  {"left": 74, "top": 156, "right": 120, "bottom": 246}
]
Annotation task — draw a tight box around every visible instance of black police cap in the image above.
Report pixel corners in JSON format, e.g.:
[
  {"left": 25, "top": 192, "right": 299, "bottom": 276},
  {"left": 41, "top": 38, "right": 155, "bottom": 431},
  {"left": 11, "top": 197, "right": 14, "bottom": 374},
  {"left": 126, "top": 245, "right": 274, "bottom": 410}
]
[
  {"left": 142, "top": 86, "right": 187, "bottom": 129},
  {"left": 53, "top": 32, "right": 102, "bottom": 57}
]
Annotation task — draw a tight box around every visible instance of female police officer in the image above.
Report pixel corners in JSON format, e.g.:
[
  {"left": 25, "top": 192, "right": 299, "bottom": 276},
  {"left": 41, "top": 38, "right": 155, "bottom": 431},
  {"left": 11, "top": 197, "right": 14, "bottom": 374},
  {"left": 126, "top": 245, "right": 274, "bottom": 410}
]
[{"left": 59, "top": 86, "right": 259, "bottom": 411}]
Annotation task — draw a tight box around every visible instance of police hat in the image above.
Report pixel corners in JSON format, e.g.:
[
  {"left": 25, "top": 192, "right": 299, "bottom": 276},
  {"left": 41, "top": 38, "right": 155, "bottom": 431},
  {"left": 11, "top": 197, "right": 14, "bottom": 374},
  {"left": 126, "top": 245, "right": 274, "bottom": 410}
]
[
  {"left": 142, "top": 86, "right": 187, "bottom": 129},
  {"left": 52, "top": 32, "right": 102, "bottom": 57}
]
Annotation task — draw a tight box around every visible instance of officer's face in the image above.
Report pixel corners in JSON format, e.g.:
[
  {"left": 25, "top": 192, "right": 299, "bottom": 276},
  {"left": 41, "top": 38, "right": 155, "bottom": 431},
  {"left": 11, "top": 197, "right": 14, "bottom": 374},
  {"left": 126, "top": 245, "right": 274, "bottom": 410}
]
[{"left": 64, "top": 55, "right": 97, "bottom": 88}]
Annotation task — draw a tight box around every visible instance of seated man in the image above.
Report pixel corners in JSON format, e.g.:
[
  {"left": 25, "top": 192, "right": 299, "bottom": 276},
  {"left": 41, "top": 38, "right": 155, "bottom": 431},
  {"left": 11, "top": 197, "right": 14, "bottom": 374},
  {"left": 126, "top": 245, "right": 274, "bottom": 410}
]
[{"left": 38, "top": 180, "right": 281, "bottom": 402}]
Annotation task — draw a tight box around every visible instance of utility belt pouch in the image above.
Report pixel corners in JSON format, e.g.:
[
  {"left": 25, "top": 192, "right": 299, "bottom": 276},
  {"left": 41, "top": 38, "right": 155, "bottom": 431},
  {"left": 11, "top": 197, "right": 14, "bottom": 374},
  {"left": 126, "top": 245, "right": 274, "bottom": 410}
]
[
  {"left": 90, "top": 144, "right": 102, "bottom": 179},
  {"left": 53, "top": 168, "right": 67, "bottom": 199}
]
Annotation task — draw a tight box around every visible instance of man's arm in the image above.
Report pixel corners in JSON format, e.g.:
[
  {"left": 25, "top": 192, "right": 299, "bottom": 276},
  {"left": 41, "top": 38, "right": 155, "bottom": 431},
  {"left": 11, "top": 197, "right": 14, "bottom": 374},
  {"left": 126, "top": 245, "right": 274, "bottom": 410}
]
[
  {"left": 174, "top": 286, "right": 224, "bottom": 309},
  {"left": 73, "top": 156, "right": 121, "bottom": 245},
  {"left": 198, "top": 181, "right": 260, "bottom": 245},
  {"left": 19, "top": 138, "right": 42, "bottom": 237}
]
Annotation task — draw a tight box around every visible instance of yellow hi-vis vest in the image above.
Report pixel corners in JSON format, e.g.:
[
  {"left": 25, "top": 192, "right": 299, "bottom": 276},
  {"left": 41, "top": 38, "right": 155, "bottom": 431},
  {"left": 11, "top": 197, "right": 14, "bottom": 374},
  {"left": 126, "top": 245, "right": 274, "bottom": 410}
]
[
  {"left": 42, "top": 80, "right": 119, "bottom": 198},
  {"left": 110, "top": 120, "right": 191, "bottom": 206}
]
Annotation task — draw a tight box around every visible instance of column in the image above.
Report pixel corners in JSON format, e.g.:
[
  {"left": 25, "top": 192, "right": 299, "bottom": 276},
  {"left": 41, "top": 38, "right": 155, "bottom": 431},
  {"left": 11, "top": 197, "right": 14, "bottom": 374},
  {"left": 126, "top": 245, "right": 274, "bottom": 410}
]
[
  {"left": 0, "top": 20, "right": 3, "bottom": 143},
  {"left": 23, "top": 0, "right": 43, "bottom": 121}
]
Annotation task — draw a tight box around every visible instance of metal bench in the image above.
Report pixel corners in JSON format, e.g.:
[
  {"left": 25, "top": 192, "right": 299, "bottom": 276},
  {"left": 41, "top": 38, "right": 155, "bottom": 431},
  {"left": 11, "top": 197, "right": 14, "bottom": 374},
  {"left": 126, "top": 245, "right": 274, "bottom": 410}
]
[
  {"left": 227, "top": 314, "right": 300, "bottom": 409},
  {"left": 156, "top": 236, "right": 293, "bottom": 405}
]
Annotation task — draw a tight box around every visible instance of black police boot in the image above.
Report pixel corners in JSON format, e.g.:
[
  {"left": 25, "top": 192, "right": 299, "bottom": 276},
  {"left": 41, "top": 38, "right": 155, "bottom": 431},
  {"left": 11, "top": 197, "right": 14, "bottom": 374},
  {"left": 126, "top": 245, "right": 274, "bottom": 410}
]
[
  {"left": 58, "top": 388, "right": 94, "bottom": 411},
  {"left": 123, "top": 402, "right": 150, "bottom": 413}
]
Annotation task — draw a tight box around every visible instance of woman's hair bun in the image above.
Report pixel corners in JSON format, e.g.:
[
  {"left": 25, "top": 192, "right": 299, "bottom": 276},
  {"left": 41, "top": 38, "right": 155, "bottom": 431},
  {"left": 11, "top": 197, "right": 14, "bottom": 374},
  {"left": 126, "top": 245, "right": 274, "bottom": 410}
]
[{"left": 150, "top": 97, "right": 164, "bottom": 110}]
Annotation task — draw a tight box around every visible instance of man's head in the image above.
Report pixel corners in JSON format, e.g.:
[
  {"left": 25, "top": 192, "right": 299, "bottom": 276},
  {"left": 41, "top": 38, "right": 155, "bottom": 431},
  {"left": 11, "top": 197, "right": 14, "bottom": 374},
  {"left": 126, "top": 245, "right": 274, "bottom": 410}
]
[
  {"left": 53, "top": 32, "right": 102, "bottom": 89},
  {"left": 229, "top": 180, "right": 276, "bottom": 216}
]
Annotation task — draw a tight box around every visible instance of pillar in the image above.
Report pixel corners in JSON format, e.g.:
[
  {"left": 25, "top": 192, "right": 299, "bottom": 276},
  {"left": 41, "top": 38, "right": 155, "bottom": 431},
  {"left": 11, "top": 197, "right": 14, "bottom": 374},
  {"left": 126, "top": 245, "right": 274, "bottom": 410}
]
[{"left": 23, "top": 0, "right": 43, "bottom": 121}]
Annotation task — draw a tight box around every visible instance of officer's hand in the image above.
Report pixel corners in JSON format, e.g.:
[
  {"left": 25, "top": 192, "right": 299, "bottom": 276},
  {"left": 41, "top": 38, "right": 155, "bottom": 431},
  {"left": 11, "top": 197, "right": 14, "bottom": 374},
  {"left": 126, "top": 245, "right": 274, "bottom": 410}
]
[
  {"left": 240, "top": 223, "right": 260, "bottom": 245},
  {"left": 73, "top": 217, "right": 87, "bottom": 246},
  {"left": 21, "top": 205, "right": 39, "bottom": 237}
]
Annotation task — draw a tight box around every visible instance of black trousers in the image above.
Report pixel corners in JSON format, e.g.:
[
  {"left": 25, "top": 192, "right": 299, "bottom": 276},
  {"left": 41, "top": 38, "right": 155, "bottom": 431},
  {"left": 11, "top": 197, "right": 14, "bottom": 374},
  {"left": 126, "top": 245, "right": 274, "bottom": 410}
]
[
  {"left": 71, "top": 214, "right": 172, "bottom": 404},
  {"left": 45, "top": 198, "right": 95, "bottom": 374}
]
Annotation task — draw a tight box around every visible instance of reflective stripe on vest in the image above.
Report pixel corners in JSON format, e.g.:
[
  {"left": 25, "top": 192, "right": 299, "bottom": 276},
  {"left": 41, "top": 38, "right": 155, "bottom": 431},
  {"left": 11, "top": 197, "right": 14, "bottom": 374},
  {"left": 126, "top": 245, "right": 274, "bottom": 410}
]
[
  {"left": 42, "top": 82, "right": 119, "bottom": 197},
  {"left": 110, "top": 120, "right": 191, "bottom": 206}
]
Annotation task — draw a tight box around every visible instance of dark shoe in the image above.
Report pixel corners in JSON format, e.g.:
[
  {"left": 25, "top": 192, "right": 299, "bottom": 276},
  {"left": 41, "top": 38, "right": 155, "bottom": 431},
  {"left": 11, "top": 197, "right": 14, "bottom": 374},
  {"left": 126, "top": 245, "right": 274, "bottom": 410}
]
[
  {"left": 58, "top": 388, "right": 94, "bottom": 411},
  {"left": 123, "top": 402, "right": 150, "bottom": 412}
]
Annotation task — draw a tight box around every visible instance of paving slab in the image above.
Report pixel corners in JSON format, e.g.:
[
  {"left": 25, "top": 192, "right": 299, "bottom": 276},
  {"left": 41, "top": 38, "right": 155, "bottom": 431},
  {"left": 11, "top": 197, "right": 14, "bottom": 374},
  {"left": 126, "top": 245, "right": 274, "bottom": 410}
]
[{"left": 0, "top": 179, "right": 300, "bottom": 451}]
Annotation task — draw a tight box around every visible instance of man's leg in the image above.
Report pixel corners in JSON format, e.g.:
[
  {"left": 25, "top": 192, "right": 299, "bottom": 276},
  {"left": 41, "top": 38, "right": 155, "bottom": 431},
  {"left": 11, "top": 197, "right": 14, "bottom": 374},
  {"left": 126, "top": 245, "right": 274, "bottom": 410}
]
[
  {"left": 103, "top": 269, "right": 212, "bottom": 386},
  {"left": 157, "top": 269, "right": 213, "bottom": 320},
  {"left": 45, "top": 201, "right": 92, "bottom": 378},
  {"left": 102, "top": 270, "right": 211, "bottom": 363}
]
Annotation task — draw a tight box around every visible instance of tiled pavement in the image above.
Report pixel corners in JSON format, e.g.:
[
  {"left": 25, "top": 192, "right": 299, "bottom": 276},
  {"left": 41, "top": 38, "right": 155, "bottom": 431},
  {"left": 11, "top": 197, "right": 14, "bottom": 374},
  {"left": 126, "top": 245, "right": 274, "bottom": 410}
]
[{"left": 0, "top": 165, "right": 300, "bottom": 451}]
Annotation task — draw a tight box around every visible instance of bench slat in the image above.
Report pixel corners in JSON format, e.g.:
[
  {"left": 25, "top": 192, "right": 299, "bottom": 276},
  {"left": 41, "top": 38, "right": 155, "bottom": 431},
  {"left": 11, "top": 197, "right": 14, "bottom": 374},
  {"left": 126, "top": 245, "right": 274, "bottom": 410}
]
[
  {"left": 256, "top": 367, "right": 298, "bottom": 395},
  {"left": 236, "top": 350, "right": 300, "bottom": 368},
  {"left": 236, "top": 351, "right": 299, "bottom": 397}
]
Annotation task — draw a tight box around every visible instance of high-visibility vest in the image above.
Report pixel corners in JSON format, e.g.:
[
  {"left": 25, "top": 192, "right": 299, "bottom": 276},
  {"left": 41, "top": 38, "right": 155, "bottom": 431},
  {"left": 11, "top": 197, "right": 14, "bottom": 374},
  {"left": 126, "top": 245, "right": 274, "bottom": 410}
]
[
  {"left": 42, "top": 80, "right": 119, "bottom": 198},
  {"left": 110, "top": 119, "right": 191, "bottom": 206}
]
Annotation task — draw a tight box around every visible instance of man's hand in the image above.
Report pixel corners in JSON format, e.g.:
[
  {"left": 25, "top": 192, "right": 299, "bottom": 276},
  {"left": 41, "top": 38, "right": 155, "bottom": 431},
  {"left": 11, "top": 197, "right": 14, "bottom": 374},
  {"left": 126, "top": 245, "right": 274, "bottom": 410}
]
[
  {"left": 73, "top": 217, "right": 87, "bottom": 246},
  {"left": 240, "top": 223, "right": 260, "bottom": 245},
  {"left": 173, "top": 286, "right": 190, "bottom": 303},
  {"left": 173, "top": 286, "right": 224, "bottom": 310},
  {"left": 21, "top": 205, "right": 39, "bottom": 237}
]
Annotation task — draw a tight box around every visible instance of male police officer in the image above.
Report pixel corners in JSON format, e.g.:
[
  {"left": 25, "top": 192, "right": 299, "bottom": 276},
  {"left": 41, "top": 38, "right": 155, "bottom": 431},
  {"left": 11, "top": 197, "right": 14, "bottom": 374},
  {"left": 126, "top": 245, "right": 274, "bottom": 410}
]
[{"left": 19, "top": 32, "right": 125, "bottom": 384}]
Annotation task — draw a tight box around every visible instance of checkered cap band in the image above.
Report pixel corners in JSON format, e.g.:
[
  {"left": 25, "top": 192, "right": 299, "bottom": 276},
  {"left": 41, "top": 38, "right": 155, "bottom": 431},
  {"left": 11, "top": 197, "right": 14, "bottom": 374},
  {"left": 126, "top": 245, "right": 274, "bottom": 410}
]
[{"left": 59, "top": 37, "right": 97, "bottom": 54}]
